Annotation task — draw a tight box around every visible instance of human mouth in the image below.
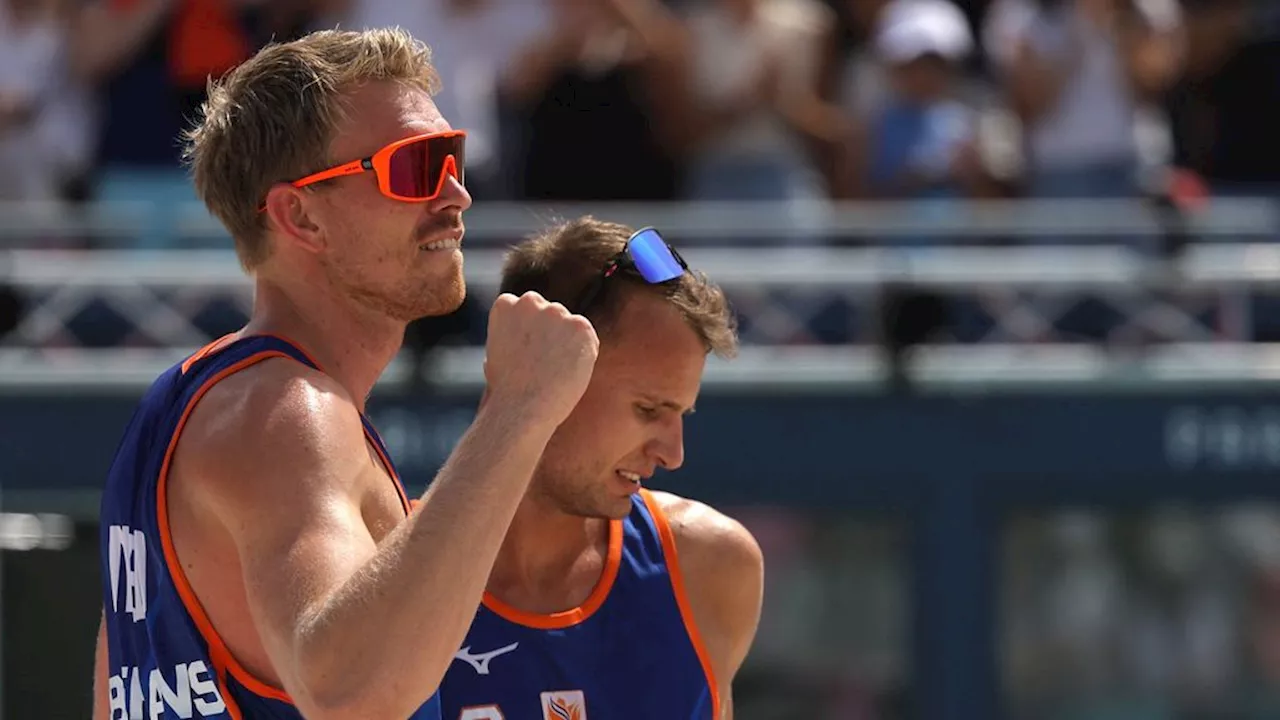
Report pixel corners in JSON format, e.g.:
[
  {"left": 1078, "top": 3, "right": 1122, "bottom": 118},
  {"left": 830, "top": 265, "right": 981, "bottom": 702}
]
[
  {"left": 616, "top": 470, "right": 643, "bottom": 490},
  {"left": 419, "top": 236, "right": 461, "bottom": 251}
]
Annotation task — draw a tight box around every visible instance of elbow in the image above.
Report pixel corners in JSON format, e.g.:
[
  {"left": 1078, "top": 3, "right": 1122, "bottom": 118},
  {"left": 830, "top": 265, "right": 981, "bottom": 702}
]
[
  {"left": 294, "top": 672, "right": 406, "bottom": 720},
  {"left": 298, "top": 675, "right": 448, "bottom": 720},
  {"left": 291, "top": 636, "right": 451, "bottom": 719},
  {"left": 301, "top": 690, "right": 399, "bottom": 720}
]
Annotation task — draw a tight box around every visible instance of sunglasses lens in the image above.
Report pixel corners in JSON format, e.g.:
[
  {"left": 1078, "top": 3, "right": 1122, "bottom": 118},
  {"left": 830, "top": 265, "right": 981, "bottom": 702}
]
[
  {"left": 627, "top": 228, "right": 685, "bottom": 283},
  {"left": 387, "top": 134, "right": 466, "bottom": 198}
]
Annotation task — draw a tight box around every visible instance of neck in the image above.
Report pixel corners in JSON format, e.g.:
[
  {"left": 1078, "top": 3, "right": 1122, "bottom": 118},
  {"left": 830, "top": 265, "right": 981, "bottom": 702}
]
[
  {"left": 490, "top": 494, "right": 610, "bottom": 595},
  {"left": 241, "top": 267, "right": 404, "bottom": 410}
]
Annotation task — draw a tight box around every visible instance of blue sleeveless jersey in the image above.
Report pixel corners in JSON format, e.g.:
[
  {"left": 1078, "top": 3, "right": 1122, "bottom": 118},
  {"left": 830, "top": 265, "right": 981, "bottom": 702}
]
[
  {"left": 98, "top": 334, "right": 441, "bottom": 720},
  {"left": 439, "top": 489, "right": 719, "bottom": 720}
]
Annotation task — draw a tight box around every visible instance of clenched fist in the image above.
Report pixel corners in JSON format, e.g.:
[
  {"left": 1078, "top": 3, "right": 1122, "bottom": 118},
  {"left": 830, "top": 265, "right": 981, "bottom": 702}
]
[{"left": 483, "top": 291, "right": 599, "bottom": 426}]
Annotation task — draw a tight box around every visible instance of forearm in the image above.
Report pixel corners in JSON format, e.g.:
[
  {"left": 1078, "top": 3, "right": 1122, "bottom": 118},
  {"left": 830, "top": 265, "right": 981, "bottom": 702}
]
[
  {"left": 1125, "top": 29, "right": 1182, "bottom": 99},
  {"left": 501, "top": 34, "right": 575, "bottom": 106},
  {"left": 71, "top": 0, "right": 172, "bottom": 83},
  {"left": 1006, "top": 42, "right": 1068, "bottom": 123},
  {"left": 612, "top": 0, "right": 683, "bottom": 58},
  {"left": 293, "top": 402, "right": 555, "bottom": 716}
]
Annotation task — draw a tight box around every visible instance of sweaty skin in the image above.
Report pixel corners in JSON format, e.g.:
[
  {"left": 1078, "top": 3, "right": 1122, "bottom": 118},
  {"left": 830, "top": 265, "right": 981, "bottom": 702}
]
[
  {"left": 95, "top": 75, "right": 600, "bottom": 720},
  {"left": 480, "top": 290, "right": 764, "bottom": 718}
]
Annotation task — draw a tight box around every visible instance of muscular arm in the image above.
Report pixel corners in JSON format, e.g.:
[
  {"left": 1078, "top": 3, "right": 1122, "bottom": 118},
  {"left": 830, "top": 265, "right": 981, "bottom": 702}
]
[
  {"left": 93, "top": 612, "right": 108, "bottom": 720},
  {"left": 173, "top": 360, "right": 559, "bottom": 719},
  {"left": 655, "top": 493, "right": 765, "bottom": 720}
]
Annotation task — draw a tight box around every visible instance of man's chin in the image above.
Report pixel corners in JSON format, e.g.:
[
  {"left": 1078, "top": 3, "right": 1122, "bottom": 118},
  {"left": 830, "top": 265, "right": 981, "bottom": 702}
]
[{"left": 410, "top": 277, "right": 467, "bottom": 321}]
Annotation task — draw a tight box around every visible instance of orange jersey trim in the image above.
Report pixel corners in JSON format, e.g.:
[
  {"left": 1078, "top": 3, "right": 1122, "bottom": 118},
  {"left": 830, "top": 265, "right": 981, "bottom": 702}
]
[
  {"left": 157, "top": 350, "right": 295, "bottom": 714},
  {"left": 181, "top": 333, "right": 323, "bottom": 376},
  {"left": 154, "top": 335, "right": 394, "bottom": 711},
  {"left": 482, "top": 519, "right": 624, "bottom": 629},
  {"left": 638, "top": 489, "right": 722, "bottom": 720},
  {"left": 157, "top": 350, "right": 297, "bottom": 710}
]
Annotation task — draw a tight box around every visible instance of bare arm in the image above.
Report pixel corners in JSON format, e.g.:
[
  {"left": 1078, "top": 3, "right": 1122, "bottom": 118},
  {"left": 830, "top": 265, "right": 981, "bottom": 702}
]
[
  {"left": 1118, "top": 0, "right": 1184, "bottom": 101},
  {"left": 176, "top": 365, "right": 559, "bottom": 719},
  {"left": 176, "top": 293, "right": 594, "bottom": 720},
  {"left": 500, "top": 29, "right": 579, "bottom": 107},
  {"left": 608, "top": 0, "right": 698, "bottom": 158},
  {"left": 70, "top": 0, "right": 174, "bottom": 84},
  {"left": 93, "top": 612, "right": 109, "bottom": 720},
  {"left": 769, "top": 6, "right": 850, "bottom": 148},
  {"left": 1005, "top": 37, "right": 1073, "bottom": 125},
  {"left": 656, "top": 493, "right": 765, "bottom": 720}
]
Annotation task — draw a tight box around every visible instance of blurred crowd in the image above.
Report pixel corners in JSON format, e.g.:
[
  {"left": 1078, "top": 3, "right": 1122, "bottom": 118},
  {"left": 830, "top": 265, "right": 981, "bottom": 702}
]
[
  {"left": 1004, "top": 507, "right": 1280, "bottom": 720},
  {"left": 1, "top": 0, "right": 1278, "bottom": 211}
]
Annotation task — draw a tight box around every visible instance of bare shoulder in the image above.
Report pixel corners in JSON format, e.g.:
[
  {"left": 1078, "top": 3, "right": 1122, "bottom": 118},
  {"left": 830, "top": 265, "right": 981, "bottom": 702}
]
[
  {"left": 172, "top": 357, "right": 368, "bottom": 518},
  {"left": 646, "top": 490, "right": 764, "bottom": 590},
  {"left": 646, "top": 490, "right": 764, "bottom": 693}
]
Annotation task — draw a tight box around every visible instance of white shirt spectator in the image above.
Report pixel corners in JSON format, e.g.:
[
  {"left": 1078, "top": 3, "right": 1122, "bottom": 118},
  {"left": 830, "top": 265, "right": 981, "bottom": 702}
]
[
  {"left": 345, "top": 0, "right": 550, "bottom": 180},
  {"left": 0, "top": 2, "right": 95, "bottom": 201},
  {"left": 686, "top": 0, "right": 833, "bottom": 163},
  {"left": 983, "top": 0, "right": 1182, "bottom": 172}
]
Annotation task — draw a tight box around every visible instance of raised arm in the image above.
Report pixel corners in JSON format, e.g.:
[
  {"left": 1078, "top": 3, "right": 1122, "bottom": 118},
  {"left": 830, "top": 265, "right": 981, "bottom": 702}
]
[
  {"left": 172, "top": 292, "right": 598, "bottom": 719},
  {"left": 70, "top": 0, "right": 176, "bottom": 84}
]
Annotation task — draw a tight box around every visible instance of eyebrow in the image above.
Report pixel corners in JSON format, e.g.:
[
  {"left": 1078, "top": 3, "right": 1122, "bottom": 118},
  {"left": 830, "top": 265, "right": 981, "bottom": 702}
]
[{"left": 638, "top": 393, "right": 695, "bottom": 416}]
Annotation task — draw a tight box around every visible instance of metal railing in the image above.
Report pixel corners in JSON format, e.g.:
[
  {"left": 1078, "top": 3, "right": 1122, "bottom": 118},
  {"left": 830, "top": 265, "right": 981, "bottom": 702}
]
[
  {"left": 3, "top": 198, "right": 1280, "bottom": 390},
  {"left": 1, "top": 197, "right": 1278, "bottom": 243}
]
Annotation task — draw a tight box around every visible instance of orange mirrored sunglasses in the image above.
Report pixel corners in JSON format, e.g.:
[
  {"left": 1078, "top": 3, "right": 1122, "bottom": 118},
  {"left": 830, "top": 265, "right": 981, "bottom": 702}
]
[{"left": 286, "top": 130, "right": 466, "bottom": 203}]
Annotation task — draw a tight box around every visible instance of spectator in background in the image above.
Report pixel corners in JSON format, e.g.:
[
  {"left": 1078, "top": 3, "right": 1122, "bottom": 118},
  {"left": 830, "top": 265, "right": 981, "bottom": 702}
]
[
  {"left": 343, "top": 0, "right": 543, "bottom": 202},
  {"left": 983, "top": 0, "right": 1183, "bottom": 201},
  {"left": 504, "top": 0, "right": 692, "bottom": 202},
  {"left": 824, "top": 0, "right": 893, "bottom": 200},
  {"left": 71, "top": 0, "right": 329, "bottom": 210},
  {"left": 1166, "top": 0, "right": 1280, "bottom": 197},
  {"left": 0, "top": 0, "right": 94, "bottom": 203},
  {"left": 854, "top": 0, "right": 995, "bottom": 202},
  {"left": 681, "top": 0, "right": 847, "bottom": 203}
]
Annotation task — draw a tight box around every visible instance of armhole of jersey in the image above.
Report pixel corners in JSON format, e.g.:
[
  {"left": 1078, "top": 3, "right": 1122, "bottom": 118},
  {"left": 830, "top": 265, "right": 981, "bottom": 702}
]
[
  {"left": 361, "top": 417, "right": 413, "bottom": 515},
  {"left": 638, "top": 489, "right": 722, "bottom": 719},
  {"left": 155, "top": 350, "right": 299, "bottom": 711}
]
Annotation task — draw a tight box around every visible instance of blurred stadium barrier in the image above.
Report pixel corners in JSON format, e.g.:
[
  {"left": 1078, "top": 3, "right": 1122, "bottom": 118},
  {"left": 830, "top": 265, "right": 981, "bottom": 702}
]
[
  {"left": 3, "top": 197, "right": 1280, "bottom": 390},
  {"left": 6, "top": 197, "right": 1280, "bottom": 720}
]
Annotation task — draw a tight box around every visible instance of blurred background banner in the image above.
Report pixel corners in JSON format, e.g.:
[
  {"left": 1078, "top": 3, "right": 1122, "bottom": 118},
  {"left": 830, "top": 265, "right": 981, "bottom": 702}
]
[{"left": 3, "top": 0, "right": 1280, "bottom": 717}]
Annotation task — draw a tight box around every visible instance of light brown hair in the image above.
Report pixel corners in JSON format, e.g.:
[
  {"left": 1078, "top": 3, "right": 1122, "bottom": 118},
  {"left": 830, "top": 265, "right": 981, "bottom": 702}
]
[
  {"left": 500, "top": 217, "right": 739, "bottom": 358},
  {"left": 183, "top": 28, "right": 441, "bottom": 270}
]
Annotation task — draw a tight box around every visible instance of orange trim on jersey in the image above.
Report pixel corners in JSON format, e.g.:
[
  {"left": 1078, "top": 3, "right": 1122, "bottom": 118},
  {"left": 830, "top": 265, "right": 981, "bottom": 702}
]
[
  {"left": 158, "top": 336, "right": 403, "bottom": 712},
  {"left": 180, "top": 333, "right": 324, "bottom": 377},
  {"left": 482, "top": 519, "right": 624, "bottom": 629},
  {"left": 638, "top": 489, "right": 722, "bottom": 720},
  {"left": 157, "top": 350, "right": 299, "bottom": 709},
  {"left": 180, "top": 334, "right": 236, "bottom": 375}
]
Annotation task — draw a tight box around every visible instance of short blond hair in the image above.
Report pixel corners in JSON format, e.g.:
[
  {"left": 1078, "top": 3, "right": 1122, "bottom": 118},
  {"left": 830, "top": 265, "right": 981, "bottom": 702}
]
[
  {"left": 183, "top": 28, "right": 441, "bottom": 270},
  {"left": 500, "top": 217, "right": 739, "bottom": 359}
]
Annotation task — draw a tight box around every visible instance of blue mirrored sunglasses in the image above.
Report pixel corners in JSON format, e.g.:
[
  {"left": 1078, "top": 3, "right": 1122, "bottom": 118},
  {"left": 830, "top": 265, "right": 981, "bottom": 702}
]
[{"left": 574, "top": 227, "right": 689, "bottom": 314}]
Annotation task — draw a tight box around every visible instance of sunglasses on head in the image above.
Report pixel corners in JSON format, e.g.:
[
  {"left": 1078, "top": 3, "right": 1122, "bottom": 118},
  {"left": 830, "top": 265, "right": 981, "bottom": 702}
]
[
  {"left": 287, "top": 130, "right": 466, "bottom": 203},
  {"left": 574, "top": 227, "right": 689, "bottom": 315}
]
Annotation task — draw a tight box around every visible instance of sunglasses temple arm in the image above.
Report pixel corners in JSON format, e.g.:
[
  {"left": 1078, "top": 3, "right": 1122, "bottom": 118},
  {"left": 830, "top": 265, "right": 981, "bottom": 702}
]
[{"left": 573, "top": 276, "right": 606, "bottom": 316}]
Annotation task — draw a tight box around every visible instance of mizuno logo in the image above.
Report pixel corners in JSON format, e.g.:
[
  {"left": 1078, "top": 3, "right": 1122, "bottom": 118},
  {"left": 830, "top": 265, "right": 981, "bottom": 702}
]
[{"left": 453, "top": 642, "right": 519, "bottom": 675}]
